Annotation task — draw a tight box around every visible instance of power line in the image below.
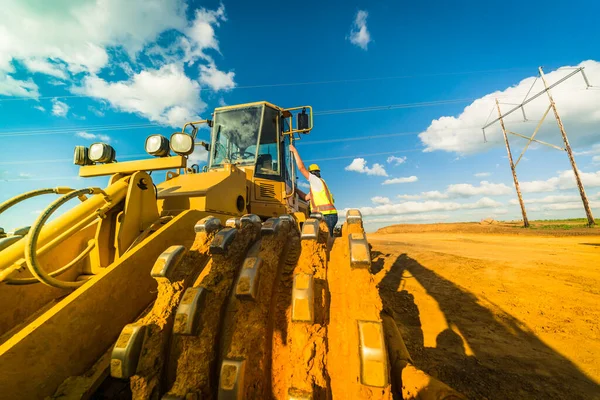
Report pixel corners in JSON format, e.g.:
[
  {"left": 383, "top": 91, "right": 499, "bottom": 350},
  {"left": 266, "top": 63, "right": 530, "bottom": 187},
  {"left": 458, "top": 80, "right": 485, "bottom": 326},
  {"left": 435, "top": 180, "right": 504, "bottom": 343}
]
[
  {"left": 0, "top": 66, "right": 535, "bottom": 102},
  {"left": 314, "top": 98, "right": 475, "bottom": 115},
  {"left": 1, "top": 89, "right": 574, "bottom": 138},
  {"left": 305, "top": 149, "right": 422, "bottom": 162},
  {"left": 0, "top": 154, "right": 148, "bottom": 166},
  {"left": 0, "top": 118, "right": 552, "bottom": 166},
  {"left": 0, "top": 123, "right": 160, "bottom": 137}
]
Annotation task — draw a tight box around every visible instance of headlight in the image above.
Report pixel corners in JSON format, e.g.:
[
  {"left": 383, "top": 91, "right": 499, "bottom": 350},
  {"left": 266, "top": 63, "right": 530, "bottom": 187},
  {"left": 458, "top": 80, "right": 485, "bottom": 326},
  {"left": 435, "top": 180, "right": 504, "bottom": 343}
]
[
  {"left": 145, "top": 135, "right": 170, "bottom": 157},
  {"left": 73, "top": 146, "right": 90, "bottom": 166},
  {"left": 89, "top": 143, "right": 116, "bottom": 163},
  {"left": 170, "top": 133, "right": 194, "bottom": 155}
]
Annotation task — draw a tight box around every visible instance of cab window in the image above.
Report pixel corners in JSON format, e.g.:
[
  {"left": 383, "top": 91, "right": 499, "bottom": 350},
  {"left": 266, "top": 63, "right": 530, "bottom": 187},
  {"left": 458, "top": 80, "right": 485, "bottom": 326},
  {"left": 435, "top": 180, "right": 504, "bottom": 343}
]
[{"left": 255, "top": 106, "right": 280, "bottom": 176}]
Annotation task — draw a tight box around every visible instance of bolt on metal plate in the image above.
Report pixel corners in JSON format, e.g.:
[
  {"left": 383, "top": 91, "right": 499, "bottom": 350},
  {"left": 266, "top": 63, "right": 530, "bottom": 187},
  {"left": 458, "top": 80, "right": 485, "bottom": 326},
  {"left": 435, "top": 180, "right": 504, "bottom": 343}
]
[
  {"left": 357, "top": 320, "right": 389, "bottom": 388},
  {"left": 261, "top": 217, "right": 281, "bottom": 235},
  {"left": 291, "top": 273, "right": 314, "bottom": 323},
  {"left": 173, "top": 287, "right": 207, "bottom": 335},
  {"left": 210, "top": 227, "right": 237, "bottom": 255},
  {"left": 110, "top": 324, "right": 146, "bottom": 379},
  {"left": 195, "top": 216, "right": 222, "bottom": 234},
  {"left": 300, "top": 218, "right": 319, "bottom": 240},
  {"left": 150, "top": 245, "right": 186, "bottom": 280},
  {"left": 349, "top": 232, "right": 371, "bottom": 269},
  {"left": 218, "top": 359, "right": 246, "bottom": 400},
  {"left": 235, "top": 256, "right": 262, "bottom": 300}
]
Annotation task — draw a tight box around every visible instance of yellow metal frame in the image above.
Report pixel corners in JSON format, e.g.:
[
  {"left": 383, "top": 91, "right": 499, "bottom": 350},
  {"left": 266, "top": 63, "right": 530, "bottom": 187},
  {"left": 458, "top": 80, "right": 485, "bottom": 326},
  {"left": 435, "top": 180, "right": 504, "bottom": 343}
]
[
  {"left": 282, "top": 105, "right": 313, "bottom": 135},
  {"left": 79, "top": 156, "right": 187, "bottom": 177},
  {"left": 181, "top": 120, "right": 209, "bottom": 138},
  {"left": 214, "top": 100, "right": 282, "bottom": 113}
]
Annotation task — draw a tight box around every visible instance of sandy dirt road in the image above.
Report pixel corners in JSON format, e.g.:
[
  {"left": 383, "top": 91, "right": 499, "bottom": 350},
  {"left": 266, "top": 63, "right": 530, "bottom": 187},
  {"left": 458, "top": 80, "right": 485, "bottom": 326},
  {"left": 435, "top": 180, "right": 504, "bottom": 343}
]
[{"left": 369, "top": 224, "right": 600, "bottom": 400}]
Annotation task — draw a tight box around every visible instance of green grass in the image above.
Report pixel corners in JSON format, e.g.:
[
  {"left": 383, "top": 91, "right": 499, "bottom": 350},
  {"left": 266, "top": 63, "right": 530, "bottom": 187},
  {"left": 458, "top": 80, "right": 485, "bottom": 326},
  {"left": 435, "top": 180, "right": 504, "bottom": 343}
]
[{"left": 503, "top": 218, "right": 598, "bottom": 230}]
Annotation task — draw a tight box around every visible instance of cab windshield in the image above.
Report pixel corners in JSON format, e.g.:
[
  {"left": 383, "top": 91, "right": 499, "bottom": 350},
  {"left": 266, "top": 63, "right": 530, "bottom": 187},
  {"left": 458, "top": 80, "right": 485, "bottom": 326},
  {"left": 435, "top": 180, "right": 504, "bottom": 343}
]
[{"left": 210, "top": 105, "right": 263, "bottom": 168}]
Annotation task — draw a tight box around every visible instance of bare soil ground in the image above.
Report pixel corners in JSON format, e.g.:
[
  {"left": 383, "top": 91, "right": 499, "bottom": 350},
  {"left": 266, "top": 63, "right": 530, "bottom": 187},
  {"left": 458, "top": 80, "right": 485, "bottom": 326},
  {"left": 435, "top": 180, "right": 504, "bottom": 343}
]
[{"left": 369, "top": 222, "right": 600, "bottom": 400}]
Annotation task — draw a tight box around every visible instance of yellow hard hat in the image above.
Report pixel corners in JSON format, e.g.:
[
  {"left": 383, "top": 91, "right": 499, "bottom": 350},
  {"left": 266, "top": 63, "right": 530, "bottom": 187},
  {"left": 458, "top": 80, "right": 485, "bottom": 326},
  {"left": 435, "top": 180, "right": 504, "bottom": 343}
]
[{"left": 308, "top": 164, "right": 320, "bottom": 172}]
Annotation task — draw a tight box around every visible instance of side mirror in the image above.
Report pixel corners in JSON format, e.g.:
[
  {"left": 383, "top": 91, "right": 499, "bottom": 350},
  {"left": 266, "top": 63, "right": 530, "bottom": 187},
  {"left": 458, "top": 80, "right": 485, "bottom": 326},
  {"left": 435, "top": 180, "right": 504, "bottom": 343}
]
[{"left": 297, "top": 109, "right": 309, "bottom": 131}]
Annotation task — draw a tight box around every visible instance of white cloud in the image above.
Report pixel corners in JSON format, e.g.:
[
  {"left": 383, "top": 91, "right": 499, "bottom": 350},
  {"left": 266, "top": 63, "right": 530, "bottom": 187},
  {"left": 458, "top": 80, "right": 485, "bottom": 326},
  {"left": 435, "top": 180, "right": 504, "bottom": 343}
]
[
  {"left": 446, "top": 181, "right": 512, "bottom": 197},
  {"left": 199, "top": 63, "right": 235, "bottom": 91},
  {"left": 348, "top": 10, "right": 371, "bottom": 50},
  {"left": 51, "top": 98, "right": 69, "bottom": 117},
  {"left": 298, "top": 181, "right": 310, "bottom": 189},
  {"left": 397, "top": 190, "right": 449, "bottom": 200},
  {"left": 382, "top": 176, "right": 418, "bottom": 185},
  {"left": 0, "top": 0, "right": 187, "bottom": 78},
  {"left": 182, "top": 4, "right": 226, "bottom": 63},
  {"left": 34, "top": 105, "right": 45, "bottom": 112},
  {"left": 387, "top": 156, "right": 407, "bottom": 165},
  {"left": 371, "top": 196, "right": 391, "bottom": 205},
  {"left": 363, "top": 214, "right": 451, "bottom": 224},
  {"left": 509, "top": 194, "right": 580, "bottom": 204},
  {"left": 419, "top": 60, "right": 600, "bottom": 154},
  {"left": 22, "top": 58, "right": 67, "bottom": 79},
  {"left": 18, "top": 173, "right": 33, "bottom": 178},
  {"left": 75, "top": 64, "right": 204, "bottom": 127},
  {"left": 0, "top": 72, "right": 39, "bottom": 98},
  {"left": 593, "top": 155, "right": 600, "bottom": 163},
  {"left": 345, "top": 158, "right": 388, "bottom": 176},
  {"left": 541, "top": 200, "right": 600, "bottom": 211},
  {"left": 350, "top": 197, "right": 502, "bottom": 216},
  {"left": 520, "top": 169, "right": 600, "bottom": 193},
  {"left": 475, "top": 172, "right": 491, "bottom": 177},
  {"left": 574, "top": 143, "right": 600, "bottom": 156},
  {"left": 0, "top": 1, "right": 235, "bottom": 123},
  {"left": 189, "top": 146, "right": 208, "bottom": 166},
  {"left": 88, "top": 106, "right": 105, "bottom": 117},
  {"left": 75, "top": 131, "right": 111, "bottom": 142}
]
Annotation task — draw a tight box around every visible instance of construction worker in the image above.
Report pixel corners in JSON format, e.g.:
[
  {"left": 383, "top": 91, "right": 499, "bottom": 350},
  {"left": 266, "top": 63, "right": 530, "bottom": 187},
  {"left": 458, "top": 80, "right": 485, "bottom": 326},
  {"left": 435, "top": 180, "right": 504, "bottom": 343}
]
[{"left": 289, "top": 144, "right": 338, "bottom": 236}]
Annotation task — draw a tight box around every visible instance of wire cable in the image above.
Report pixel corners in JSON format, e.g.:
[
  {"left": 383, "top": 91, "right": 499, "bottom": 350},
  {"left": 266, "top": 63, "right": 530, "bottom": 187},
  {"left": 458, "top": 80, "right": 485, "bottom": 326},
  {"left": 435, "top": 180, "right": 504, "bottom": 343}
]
[{"left": 0, "top": 66, "right": 535, "bottom": 102}]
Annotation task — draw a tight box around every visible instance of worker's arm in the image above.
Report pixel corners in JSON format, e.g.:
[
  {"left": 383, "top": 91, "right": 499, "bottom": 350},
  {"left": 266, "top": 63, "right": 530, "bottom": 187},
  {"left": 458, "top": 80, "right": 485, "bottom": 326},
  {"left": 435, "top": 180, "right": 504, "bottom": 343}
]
[
  {"left": 289, "top": 144, "right": 310, "bottom": 180},
  {"left": 295, "top": 187, "right": 311, "bottom": 202}
]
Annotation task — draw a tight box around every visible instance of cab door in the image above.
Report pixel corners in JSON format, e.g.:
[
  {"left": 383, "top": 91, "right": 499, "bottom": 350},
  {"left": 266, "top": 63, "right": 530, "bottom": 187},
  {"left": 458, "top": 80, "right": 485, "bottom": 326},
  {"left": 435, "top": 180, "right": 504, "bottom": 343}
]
[{"left": 251, "top": 106, "right": 287, "bottom": 217}]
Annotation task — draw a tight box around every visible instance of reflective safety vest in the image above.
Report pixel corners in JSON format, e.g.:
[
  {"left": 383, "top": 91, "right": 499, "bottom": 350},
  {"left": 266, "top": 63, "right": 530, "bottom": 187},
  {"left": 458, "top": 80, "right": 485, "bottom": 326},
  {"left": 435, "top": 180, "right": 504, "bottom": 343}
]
[{"left": 310, "top": 178, "right": 337, "bottom": 215}]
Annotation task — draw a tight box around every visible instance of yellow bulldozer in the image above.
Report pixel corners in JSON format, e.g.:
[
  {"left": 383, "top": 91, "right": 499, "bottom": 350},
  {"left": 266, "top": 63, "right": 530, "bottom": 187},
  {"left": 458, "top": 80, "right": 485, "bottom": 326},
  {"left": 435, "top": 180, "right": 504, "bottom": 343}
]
[{"left": 0, "top": 101, "right": 464, "bottom": 399}]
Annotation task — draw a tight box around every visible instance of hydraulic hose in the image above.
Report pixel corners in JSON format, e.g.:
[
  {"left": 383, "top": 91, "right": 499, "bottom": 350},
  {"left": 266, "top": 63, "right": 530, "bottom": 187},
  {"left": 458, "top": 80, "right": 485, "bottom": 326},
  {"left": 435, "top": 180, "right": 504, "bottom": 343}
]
[
  {"left": 24, "top": 188, "right": 101, "bottom": 289},
  {"left": 5, "top": 240, "right": 95, "bottom": 285},
  {"left": 0, "top": 187, "right": 74, "bottom": 216}
]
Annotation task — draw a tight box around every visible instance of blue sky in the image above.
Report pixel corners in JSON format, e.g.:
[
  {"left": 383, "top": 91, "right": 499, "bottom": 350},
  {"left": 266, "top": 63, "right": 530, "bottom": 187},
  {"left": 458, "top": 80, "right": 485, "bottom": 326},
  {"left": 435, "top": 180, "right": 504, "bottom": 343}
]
[{"left": 1, "top": 0, "right": 600, "bottom": 232}]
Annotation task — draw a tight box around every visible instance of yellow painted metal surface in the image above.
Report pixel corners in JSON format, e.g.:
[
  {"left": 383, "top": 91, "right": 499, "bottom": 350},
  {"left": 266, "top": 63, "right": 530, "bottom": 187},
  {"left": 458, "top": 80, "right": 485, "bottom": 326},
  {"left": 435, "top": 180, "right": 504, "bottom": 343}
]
[
  {"left": 0, "top": 222, "right": 97, "bottom": 339},
  {"left": 214, "top": 100, "right": 282, "bottom": 113},
  {"left": 0, "top": 177, "right": 130, "bottom": 273},
  {"left": 115, "top": 171, "right": 159, "bottom": 257},
  {"left": 79, "top": 156, "right": 186, "bottom": 177},
  {"left": 0, "top": 100, "right": 314, "bottom": 398},
  {"left": 157, "top": 164, "right": 247, "bottom": 220},
  {"left": 0, "top": 210, "right": 202, "bottom": 400}
]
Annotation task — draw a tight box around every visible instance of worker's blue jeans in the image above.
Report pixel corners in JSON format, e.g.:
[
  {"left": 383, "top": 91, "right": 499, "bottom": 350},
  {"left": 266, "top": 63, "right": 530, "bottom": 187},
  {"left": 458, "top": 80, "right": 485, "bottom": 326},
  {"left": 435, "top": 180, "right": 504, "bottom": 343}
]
[{"left": 323, "top": 213, "right": 338, "bottom": 237}]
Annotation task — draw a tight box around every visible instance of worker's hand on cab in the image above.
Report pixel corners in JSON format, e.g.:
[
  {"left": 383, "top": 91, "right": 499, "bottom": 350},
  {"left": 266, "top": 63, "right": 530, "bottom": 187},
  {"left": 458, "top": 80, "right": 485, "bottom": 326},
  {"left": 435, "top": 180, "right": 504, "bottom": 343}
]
[{"left": 289, "top": 144, "right": 297, "bottom": 153}]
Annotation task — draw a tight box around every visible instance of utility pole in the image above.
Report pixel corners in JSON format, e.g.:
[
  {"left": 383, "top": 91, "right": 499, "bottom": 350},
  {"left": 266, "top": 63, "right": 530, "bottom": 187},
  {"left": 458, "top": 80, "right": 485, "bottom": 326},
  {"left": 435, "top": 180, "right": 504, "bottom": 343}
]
[
  {"left": 496, "top": 99, "right": 529, "bottom": 228},
  {"left": 539, "top": 67, "right": 595, "bottom": 226}
]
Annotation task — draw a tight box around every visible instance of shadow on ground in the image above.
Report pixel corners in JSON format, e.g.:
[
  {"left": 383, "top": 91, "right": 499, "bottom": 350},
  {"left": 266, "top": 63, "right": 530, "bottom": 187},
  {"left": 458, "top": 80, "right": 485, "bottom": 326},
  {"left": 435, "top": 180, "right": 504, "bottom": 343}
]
[{"left": 375, "top": 253, "right": 600, "bottom": 400}]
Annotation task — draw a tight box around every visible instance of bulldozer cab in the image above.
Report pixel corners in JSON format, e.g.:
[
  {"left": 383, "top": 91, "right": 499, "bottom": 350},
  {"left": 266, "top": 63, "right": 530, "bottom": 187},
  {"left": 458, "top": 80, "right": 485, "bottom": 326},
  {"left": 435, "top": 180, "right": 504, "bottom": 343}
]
[
  {"left": 198, "top": 101, "right": 311, "bottom": 218},
  {"left": 210, "top": 103, "right": 284, "bottom": 179}
]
